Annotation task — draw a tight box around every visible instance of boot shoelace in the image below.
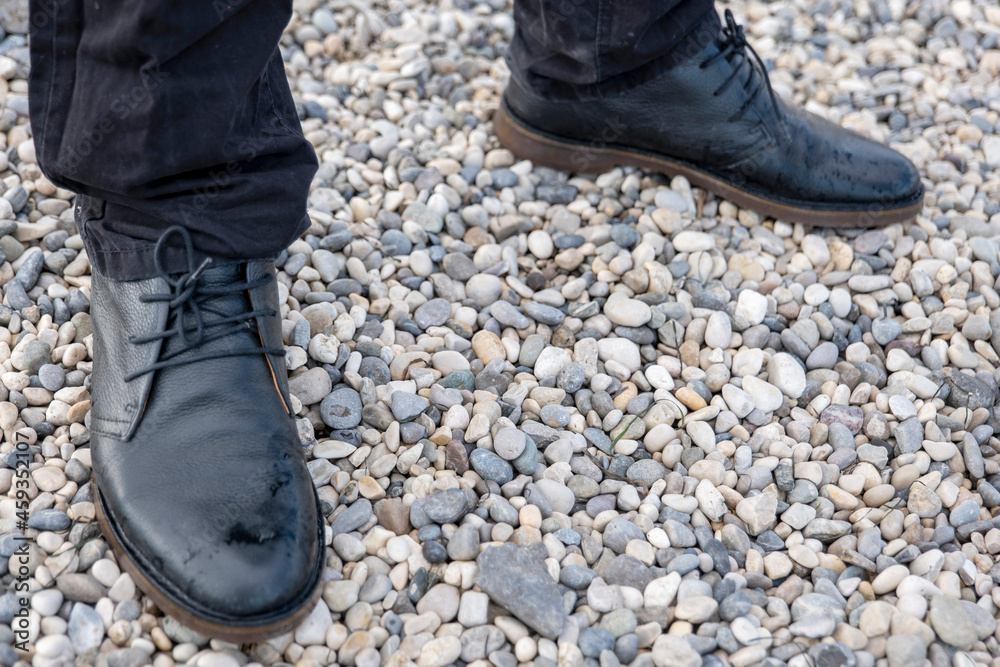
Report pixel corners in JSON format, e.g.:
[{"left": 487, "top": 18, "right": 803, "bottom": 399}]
[
  {"left": 700, "top": 9, "right": 784, "bottom": 129},
  {"left": 124, "top": 226, "right": 285, "bottom": 382}
]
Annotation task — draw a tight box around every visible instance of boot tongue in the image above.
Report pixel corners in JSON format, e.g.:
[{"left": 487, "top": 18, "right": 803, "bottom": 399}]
[
  {"left": 160, "top": 262, "right": 259, "bottom": 361},
  {"left": 716, "top": 13, "right": 786, "bottom": 135},
  {"left": 189, "top": 263, "right": 247, "bottom": 314}
]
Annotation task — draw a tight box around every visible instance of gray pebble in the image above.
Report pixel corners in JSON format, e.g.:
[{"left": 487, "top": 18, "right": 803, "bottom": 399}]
[
  {"left": 491, "top": 300, "right": 531, "bottom": 328},
  {"left": 413, "top": 298, "right": 451, "bottom": 329},
  {"left": 423, "top": 489, "right": 470, "bottom": 524},
  {"left": 321, "top": 388, "right": 363, "bottom": 429},
  {"left": 330, "top": 499, "right": 373, "bottom": 536},
  {"left": 523, "top": 302, "right": 565, "bottom": 326},
  {"left": 470, "top": 449, "right": 514, "bottom": 485},
  {"left": 28, "top": 509, "right": 71, "bottom": 531},
  {"left": 602, "top": 518, "right": 645, "bottom": 553},
  {"left": 871, "top": 317, "right": 902, "bottom": 345},
  {"left": 579, "top": 627, "right": 615, "bottom": 658}
]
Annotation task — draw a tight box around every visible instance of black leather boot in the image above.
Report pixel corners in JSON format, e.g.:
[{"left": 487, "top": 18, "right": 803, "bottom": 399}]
[
  {"left": 496, "top": 10, "right": 924, "bottom": 228},
  {"left": 89, "top": 227, "right": 324, "bottom": 641}
]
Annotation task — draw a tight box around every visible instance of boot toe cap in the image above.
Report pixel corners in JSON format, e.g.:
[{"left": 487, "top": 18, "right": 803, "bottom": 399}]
[
  {"left": 98, "top": 442, "right": 322, "bottom": 623},
  {"left": 888, "top": 152, "right": 924, "bottom": 203},
  {"left": 775, "top": 107, "right": 926, "bottom": 210},
  {"left": 181, "top": 519, "right": 320, "bottom": 619}
]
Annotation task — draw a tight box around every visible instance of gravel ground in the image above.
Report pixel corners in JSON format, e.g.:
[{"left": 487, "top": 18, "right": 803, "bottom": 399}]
[{"left": 2, "top": 0, "right": 1000, "bottom": 665}]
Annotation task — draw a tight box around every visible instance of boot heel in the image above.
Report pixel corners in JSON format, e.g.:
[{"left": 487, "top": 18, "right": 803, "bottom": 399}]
[{"left": 493, "top": 103, "right": 623, "bottom": 175}]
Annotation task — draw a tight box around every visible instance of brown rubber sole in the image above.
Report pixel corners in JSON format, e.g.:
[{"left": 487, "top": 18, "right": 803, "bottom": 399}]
[
  {"left": 494, "top": 102, "right": 924, "bottom": 228},
  {"left": 94, "top": 485, "right": 324, "bottom": 643}
]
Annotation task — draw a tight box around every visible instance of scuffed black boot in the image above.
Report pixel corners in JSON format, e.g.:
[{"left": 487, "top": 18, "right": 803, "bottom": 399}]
[
  {"left": 89, "top": 226, "right": 324, "bottom": 641},
  {"left": 496, "top": 10, "right": 923, "bottom": 228}
]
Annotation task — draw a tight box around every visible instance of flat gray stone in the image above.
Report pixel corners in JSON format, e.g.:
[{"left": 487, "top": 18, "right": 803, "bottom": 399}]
[
  {"left": 476, "top": 544, "right": 567, "bottom": 639},
  {"left": 626, "top": 459, "right": 666, "bottom": 486},
  {"left": 423, "top": 489, "right": 470, "bottom": 524},
  {"left": 790, "top": 593, "right": 846, "bottom": 621},
  {"left": 67, "top": 603, "right": 104, "bottom": 654},
  {"left": 391, "top": 391, "right": 429, "bottom": 421},
  {"left": 330, "top": 499, "right": 372, "bottom": 536},
  {"left": 928, "top": 595, "right": 976, "bottom": 649},
  {"left": 470, "top": 449, "right": 513, "bottom": 484},
  {"left": 603, "top": 518, "right": 645, "bottom": 553},
  {"left": 320, "top": 387, "right": 363, "bottom": 429}
]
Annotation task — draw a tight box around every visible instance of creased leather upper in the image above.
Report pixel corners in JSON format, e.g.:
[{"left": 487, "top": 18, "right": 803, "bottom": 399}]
[
  {"left": 248, "top": 260, "right": 293, "bottom": 411},
  {"left": 505, "top": 38, "right": 923, "bottom": 209},
  {"left": 89, "top": 273, "right": 169, "bottom": 440},
  {"left": 91, "top": 261, "right": 320, "bottom": 619}
]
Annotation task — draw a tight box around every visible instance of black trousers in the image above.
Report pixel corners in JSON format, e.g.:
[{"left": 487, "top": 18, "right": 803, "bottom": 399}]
[{"left": 28, "top": 0, "right": 716, "bottom": 280}]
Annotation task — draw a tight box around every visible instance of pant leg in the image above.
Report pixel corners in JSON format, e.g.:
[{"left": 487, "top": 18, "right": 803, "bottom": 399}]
[
  {"left": 509, "top": 0, "right": 720, "bottom": 99},
  {"left": 28, "top": 0, "right": 317, "bottom": 280}
]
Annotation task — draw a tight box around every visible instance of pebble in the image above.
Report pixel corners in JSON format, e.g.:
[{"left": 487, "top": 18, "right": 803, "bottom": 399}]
[
  {"left": 652, "top": 635, "right": 701, "bottom": 667},
  {"left": 741, "top": 376, "right": 783, "bottom": 412},
  {"left": 320, "top": 387, "right": 363, "bottom": 428},
  {"left": 493, "top": 427, "right": 526, "bottom": 459},
  {"left": 672, "top": 231, "right": 714, "bottom": 252},
  {"left": 604, "top": 293, "right": 651, "bottom": 327},
  {"left": 422, "top": 489, "right": 470, "bottom": 524},
  {"left": 734, "top": 290, "right": 768, "bottom": 327},
  {"left": 330, "top": 499, "right": 372, "bottom": 536},
  {"left": 767, "top": 352, "right": 806, "bottom": 397},
  {"left": 603, "top": 518, "right": 646, "bottom": 552},
  {"left": 627, "top": 459, "right": 666, "bottom": 486},
  {"left": 871, "top": 318, "right": 902, "bottom": 345},
  {"left": 704, "top": 311, "right": 732, "bottom": 348},
  {"left": 67, "top": 603, "right": 104, "bottom": 654},
  {"left": 949, "top": 499, "right": 980, "bottom": 526},
  {"left": 736, "top": 493, "right": 777, "bottom": 535},
  {"left": 447, "top": 524, "right": 480, "bottom": 561},
  {"left": 820, "top": 404, "right": 864, "bottom": 434},
  {"left": 414, "top": 298, "right": 451, "bottom": 329},
  {"left": 476, "top": 544, "right": 567, "bottom": 639},
  {"left": 928, "top": 595, "right": 977, "bottom": 650},
  {"left": 885, "top": 635, "right": 926, "bottom": 666},
  {"left": 470, "top": 449, "right": 513, "bottom": 484}
]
